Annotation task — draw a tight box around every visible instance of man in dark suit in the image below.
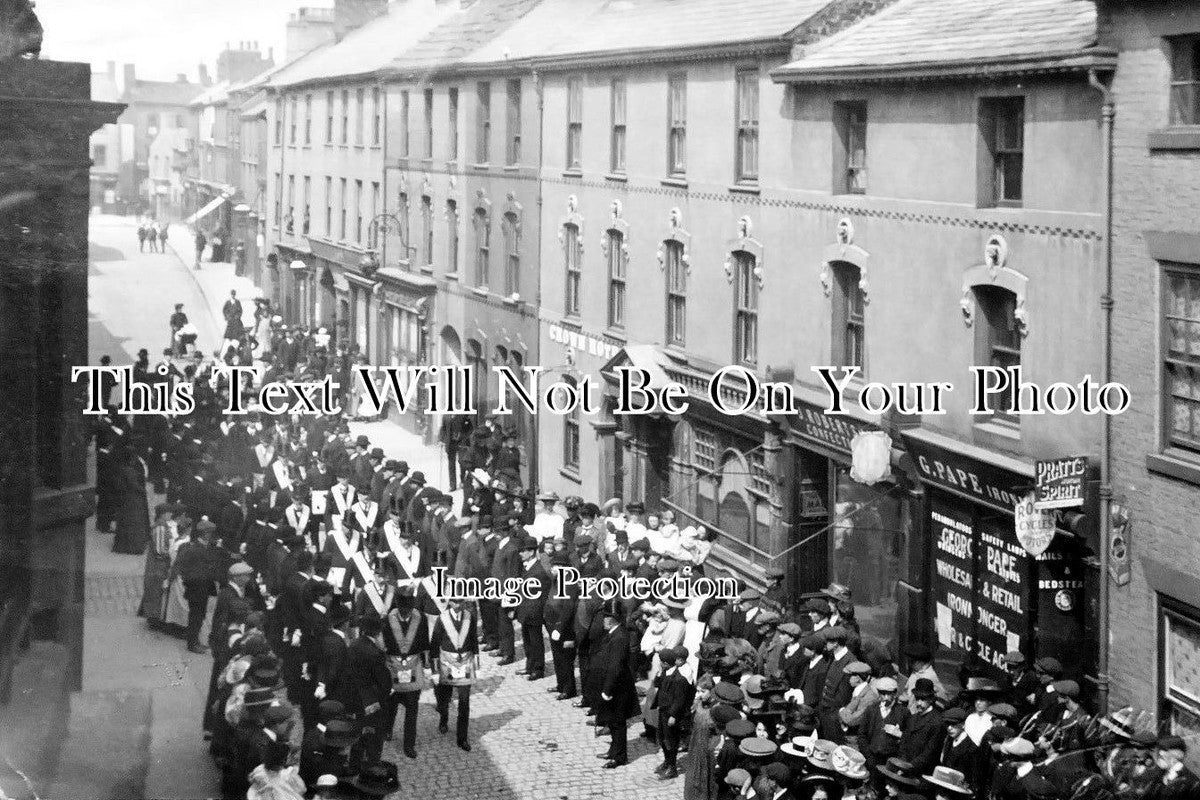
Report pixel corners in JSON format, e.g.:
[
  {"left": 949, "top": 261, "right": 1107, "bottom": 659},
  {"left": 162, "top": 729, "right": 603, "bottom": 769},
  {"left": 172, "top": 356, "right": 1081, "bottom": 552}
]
[
  {"left": 381, "top": 589, "right": 430, "bottom": 758},
  {"left": 938, "top": 707, "right": 979, "bottom": 788},
  {"left": 203, "top": 561, "right": 254, "bottom": 733},
  {"left": 344, "top": 615, "right": 392, "bottom": 768},
  {"left": 796, "top": 633, "right": 828, "bottom": 711},
  {"left": 898, "top": 678, "right": 945, "bottom": 775},
  {"left": 298, "top": 580, "right": 335, "bottom": 723},
  {"left": 515, "top": 536, "right": 550, "bottom": 680},
  {"left": 175, "top": 518, "right": 224, "bottom": 653},
  {"left": 543, "top": 553, "right": 579, "bottom": 700},
  {"left": 490, "top": 518, "right": 521, "bottom": 665},
  {"left": 592, "top": 605, "right": 638, "bottom": 768},
  {"left": 379, "top": 460, "right": 407, "bottom": 516},
  {"left": 275, "top": 550, "right": 313, "bottom": 700},
  {"left": 431, "top": 596, "right": 478, "bottom": 751},
  {"left": 368, "top": 452, "right": 391, "bottom": 505},
  {"left": 652, "top": 646, "right": 695, "bottom": 780},
  {"left": 313, "top": 603, "right": 352, "bottom": 725},
  {"left": 573, "top": 582, "right": 605, "bottom": 712},
  {"left": 859, "top": 676, "right": 909, "bottom": 796},
  {"left": 349, "top": 436, "right": 373, "bottom": 494},
  {"left": 818, "top": 626, "right": 855, "bottom": 743},
  {"left": 439, "top": 415, "right": 464, "bottom": 492}
]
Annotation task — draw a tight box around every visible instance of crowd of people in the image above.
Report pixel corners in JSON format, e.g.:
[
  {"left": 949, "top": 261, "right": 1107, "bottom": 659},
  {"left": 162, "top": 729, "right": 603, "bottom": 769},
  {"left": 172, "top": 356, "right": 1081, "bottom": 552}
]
[
  {"left": 90, "top": 294, "right": 1199, "bottom": 800},
  {"left": 136, "top": 218, "right": 169, "bottom": 253}
]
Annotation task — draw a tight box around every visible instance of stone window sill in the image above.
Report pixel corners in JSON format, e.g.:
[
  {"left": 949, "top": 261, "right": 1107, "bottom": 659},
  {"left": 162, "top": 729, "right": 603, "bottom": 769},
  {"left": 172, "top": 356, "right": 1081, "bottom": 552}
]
[
  {"left": 559, "top": 466, "right": 582, "bottom": 484},
  {"left": 730, "top": 182, "right": 761, "bottom": 195},
  {"left": 605, "top": 172, "right": 628, "bottom": 183},
  {"left": 662, "top": 176, "right": 688, "bottom": 190},
  {"left": 1149, "top": 127, "right": 1200, "bottom": 151},
  {"left": 1147, "top": 449, "right": 1200, "bottom": 486}
]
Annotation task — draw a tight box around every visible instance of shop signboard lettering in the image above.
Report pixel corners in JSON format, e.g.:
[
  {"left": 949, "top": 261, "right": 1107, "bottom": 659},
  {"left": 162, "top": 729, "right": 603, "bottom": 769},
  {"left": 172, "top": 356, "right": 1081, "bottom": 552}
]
[
  {"left": 930, "top": 497, "right": 1031, "bottom": 678},
  {"left": 1034, "top": 456, "right": 1088, "bottom": 510},
  {"left": 547, "top": 324, "right": 620, "bottom": 361},
  {"left": 902, "top": 434, "right": 1032, "bottom": 514},
  {"left": 791, "top": 400, "right": 875, "bottom": 456},
  {"left": 1014, "top": 493, "right": 1056, "bottom": 556}
]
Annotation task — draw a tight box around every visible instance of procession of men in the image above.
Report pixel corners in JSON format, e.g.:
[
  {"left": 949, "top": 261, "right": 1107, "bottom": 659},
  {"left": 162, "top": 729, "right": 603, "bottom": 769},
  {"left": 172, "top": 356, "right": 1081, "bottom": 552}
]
[{"left": 89, "top": 307, "right": 1199, "bottom": 800}]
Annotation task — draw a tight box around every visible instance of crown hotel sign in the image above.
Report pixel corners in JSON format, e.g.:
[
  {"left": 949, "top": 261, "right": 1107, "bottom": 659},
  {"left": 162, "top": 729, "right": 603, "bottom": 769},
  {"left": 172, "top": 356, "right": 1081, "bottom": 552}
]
[{"left": 1033, "top": 456, "right": 1087, "bottom": 510}]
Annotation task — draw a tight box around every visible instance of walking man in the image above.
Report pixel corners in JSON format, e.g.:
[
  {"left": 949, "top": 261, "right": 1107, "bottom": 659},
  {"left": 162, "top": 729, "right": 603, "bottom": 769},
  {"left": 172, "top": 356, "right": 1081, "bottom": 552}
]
[
  {"left": 431, "top": 595, "right": 478, "bottom": 751},
  {"left": 193, "top": 228, "right": 206, "bottom": 270}
]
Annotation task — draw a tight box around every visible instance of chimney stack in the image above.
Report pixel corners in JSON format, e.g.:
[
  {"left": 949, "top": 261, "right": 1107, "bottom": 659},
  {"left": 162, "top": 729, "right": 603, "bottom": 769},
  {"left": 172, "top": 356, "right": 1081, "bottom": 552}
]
[
  {"left": 198, "top": 63, "right": 212, "bottom": 87},
  {"left": 122, "top": 63, "right": 136, "bottom": 93},
  {"left": 176, "top": 73, "right": 187, "bottom": 83}
]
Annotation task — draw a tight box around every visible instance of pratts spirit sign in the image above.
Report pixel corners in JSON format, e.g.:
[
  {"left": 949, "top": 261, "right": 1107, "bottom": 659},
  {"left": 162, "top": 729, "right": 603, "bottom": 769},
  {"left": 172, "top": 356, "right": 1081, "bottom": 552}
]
[{"left": 1034, "top": 456, "right": 1087, "bottom": 510}]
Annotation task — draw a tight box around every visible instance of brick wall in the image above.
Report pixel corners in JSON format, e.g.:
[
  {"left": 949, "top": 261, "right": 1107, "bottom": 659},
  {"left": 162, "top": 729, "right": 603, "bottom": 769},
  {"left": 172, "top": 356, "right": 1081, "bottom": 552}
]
[{"left": 1104, "top": 1, "right": 1200, "bottom": 720}]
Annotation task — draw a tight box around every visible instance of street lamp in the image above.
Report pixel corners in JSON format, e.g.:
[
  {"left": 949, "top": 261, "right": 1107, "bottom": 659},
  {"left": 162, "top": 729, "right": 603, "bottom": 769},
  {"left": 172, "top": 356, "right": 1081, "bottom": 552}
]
[{"left": 360, "top": 212, "right": 418, "bottom": 279}]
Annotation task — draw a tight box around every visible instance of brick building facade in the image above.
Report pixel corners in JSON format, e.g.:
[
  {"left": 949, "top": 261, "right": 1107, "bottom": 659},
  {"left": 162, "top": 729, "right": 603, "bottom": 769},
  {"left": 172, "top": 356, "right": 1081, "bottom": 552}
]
[{"left": 1102, "top": 0, "right": 1200, "bottom": 736}]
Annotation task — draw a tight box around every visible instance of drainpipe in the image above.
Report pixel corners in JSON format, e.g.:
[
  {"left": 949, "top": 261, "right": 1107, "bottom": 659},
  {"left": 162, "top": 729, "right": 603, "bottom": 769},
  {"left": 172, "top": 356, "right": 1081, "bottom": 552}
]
[
  {"left": 531, "top": 65, "right": 544, "bottom": 490},
  {"left": 1088, "top": 67, "right": 1114, "bottom": 715}
]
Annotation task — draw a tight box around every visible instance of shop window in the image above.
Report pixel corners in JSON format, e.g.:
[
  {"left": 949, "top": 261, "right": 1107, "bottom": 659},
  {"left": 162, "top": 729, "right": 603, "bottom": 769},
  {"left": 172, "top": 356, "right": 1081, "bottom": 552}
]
[
  {"left": 1170, "top": 35, "right": 1200, "bottom": 125},
  {"left": 1162, "top": 600, "right": 1200, "bottom": 739},
  {"left": 1164, "top": 264, "right": 1200, "bottom": 455},
  {"left": 974, "top": 284, "right": 1022, "bottom": 425},
  {"left": 832, "top": 261, "right": 865, "bottom": 371},
  {"left": 692, "top": 427, "right": 716, "bottom": 473}
]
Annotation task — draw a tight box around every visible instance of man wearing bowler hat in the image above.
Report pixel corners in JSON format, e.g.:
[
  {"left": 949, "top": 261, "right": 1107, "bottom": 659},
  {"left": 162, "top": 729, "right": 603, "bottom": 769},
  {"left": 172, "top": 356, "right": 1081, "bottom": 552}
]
[
  {"left": 593, "top": 603, "right": 638, "bottom": 769},
  {"left": 349, "top": 435, "right": 373, "bottom": 493},
  {"left": 898, "top": 677, "right": 944, "bottom": 775},
  {"left": 515, "top": 535, "right": 550, "bottom": 680}
]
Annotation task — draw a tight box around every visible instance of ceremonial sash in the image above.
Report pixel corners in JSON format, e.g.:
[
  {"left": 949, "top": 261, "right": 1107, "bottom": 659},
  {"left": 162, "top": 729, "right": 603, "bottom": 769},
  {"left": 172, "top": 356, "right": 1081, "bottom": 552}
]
[
  {"left": 272, "top": 461, "right": 292, "bottom": 491},
  {"left": 329, "top": 529, "right": 361, "bottom": 565},
  {"left": 437, "top": 613, "right": 475, "bottom": 685},
  {"left": 255, "top": 445, "right": 274, "bottom": 468},
  {"left": 351, "top": 552, "right": 382, "bottom": 611},
  {"left": 285, "top": 505, "right": 310, "bottom": 533},
  {"left": 352, "top": 502, "right": 378, "bottom": 532},
  {"left": 331, "top": 485, "right": 355, "bottom": 515},
  {"left": 394, "top": 546, "right": 421, "bottom": 586},
  {"left": 268, "top": 490, "right": 277, "bottom": 509},
  {"left": 388, "top": 611, "right": 421, "bottom": 656},
  {"left": 420, "top": 575, "right": 448, "bottom": 616},
  {"left": 220, "top": 421, "right": 233, "bottom": 436},
  {"left": 310, "top": 490, "right": 327, "bottom": 516},
  {"left": 439, "top": 610, "right": 471, "bottom": 652}
]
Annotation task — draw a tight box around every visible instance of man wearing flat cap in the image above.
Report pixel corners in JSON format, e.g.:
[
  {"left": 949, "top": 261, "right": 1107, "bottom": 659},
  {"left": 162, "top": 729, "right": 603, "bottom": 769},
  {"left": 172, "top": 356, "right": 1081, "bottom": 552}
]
[
  {"left": 1153, "top": 735, "right": 1200, "bottom": 799},
  {"left": 204, "top": 561, "right": 255, "bottom": 732},
  {"left": 837, "top": 661, "right": 879, "bottom": 747},
  {"left": 859, "top": 674, "right": 908, "bottom": 794},
  {"left": 651, "top": 646, "right": 694, "bottom": 780},
  {"left": 937, "top": 707, "right": 978, "bottom": 787},
  {"left": 817, "top": 626, "right": 855, "bottom": 742},
  {"left": 761, "top": 762, "right": 797, "bottom": 800}
]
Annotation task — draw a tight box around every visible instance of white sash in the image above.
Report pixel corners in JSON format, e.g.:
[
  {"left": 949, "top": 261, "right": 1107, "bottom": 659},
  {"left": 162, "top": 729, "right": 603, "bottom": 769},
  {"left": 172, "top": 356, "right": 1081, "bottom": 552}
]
[
  {"left": 352, "top": 553, "right": 383, "bottom": 612},
  {"left": 285, "top": 505, "right": 310, "bottom": 533},
  {"left": 331, "top": 485, "right": 355, "bottom": 515},
  {"left": 272, "top": 461, "right": 292, "bottom": 491},
  {"left": 255, "top": 444, "right": 274, "bottom": 468},
  {"left": 329, "top": 529, "right": 361, "bottom": 564},
  {"left": 220, "top": 421, "right": 233, "bottom": 436},
  {"left": 268, "top": 490, "right": 277, "bottom": 509},
  {"left": 310, "top": 490, "right": 327, "bottom": 516},
  {"left": 394, "top": 545, "right": 421, "bottom": 584},
  {"left": 353, "top": 502, "right": 378, "bottom": 531},
  {"left": 420, "top": 575, "right": 448, "bottom": 616},
  {"left": 439, "top": 610, "right": 471, "bottom": 652}
]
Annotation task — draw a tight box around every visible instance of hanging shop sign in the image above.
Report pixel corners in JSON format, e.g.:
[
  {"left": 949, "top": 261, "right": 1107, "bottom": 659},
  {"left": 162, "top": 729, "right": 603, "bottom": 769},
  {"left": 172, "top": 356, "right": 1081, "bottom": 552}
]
[
  {"left": 850, "top": 430, "right": 893, "bottom": 485},
  {"left": 1014, "top": 492, "right": 1057, "bottom": 556},
  {"left": 1034, "top": 456, "right": 1088, "bottom": 510},
  {"left": 1109, "top": 499, "right": 1131, "bottom": 587},
  {"left": 930, "top": 496, "right": 1032, "bottom": 677}
]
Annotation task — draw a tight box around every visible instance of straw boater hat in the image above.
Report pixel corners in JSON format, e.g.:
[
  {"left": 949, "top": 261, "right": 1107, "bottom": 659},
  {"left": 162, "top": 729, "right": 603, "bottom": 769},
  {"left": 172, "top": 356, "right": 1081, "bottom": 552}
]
[
  {"left": 806, "top": 739, "right": 838, "bottom": 771},
  {"left": 1099, "top": 706, "right": 1137, "bottom": 739},
  {"left": 780, "top": 733, "right": 817, "bottom": 759},
  {"left": 878, "top": 757, "right": 922, "bottom": 788},
  {"left": 832, "top": 745, "right": 868, "bottom": 781},
  {"left": 924, "top": 766, "right": 974, "bottom": 796}
]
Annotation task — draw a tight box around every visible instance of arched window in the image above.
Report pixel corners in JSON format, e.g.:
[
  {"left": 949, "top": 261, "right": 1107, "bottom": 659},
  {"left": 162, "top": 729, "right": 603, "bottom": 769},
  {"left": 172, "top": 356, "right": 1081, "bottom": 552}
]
[
  {"left": 473, "top": 207, "right": 490, "bottom": 288},
  {"left": 664, "top": 240, "right": 687, "bottom": 346},
  {"left": 832, "top": 261, "right": 866, "bottom": 370},
  {"left": 607, "top": 229, "right": 625, "bottom": 328},
  {"left": 502, "top": 211, "right": 520, "bottom": 296},
  {"left": 732, "top": 252, "right": 758, "bottom": 366},
  {"left": 563, "top": 375, "right": 580, "bottom": 469},
  {"left": 975, "top": 284, "right": 1021, "bottom": 423},
  {"left": 564, "top": 223, "right": 581, "bottom": 316}
]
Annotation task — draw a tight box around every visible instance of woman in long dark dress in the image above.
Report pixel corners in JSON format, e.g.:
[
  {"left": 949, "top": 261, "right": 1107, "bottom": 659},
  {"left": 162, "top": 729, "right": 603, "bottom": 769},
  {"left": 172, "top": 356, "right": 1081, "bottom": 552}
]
[
  {"left": 138, "top": 504, "right": 176, "bottom": 626},
  {"left": 112, "top": 450, "right": 151, "bottom": 554}
]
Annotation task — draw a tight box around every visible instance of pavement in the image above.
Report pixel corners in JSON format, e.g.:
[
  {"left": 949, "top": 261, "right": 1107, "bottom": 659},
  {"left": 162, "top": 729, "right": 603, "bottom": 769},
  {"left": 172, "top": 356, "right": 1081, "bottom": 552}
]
[{"left": 70, "top": 214, "right": 689, "bottom": 800}]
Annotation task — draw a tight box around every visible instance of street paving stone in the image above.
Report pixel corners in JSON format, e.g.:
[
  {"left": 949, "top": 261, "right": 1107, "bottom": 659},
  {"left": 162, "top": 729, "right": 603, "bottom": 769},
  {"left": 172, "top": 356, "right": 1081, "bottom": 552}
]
[{"left": 378, "top": 649, "right": 684, "bottom": 799}]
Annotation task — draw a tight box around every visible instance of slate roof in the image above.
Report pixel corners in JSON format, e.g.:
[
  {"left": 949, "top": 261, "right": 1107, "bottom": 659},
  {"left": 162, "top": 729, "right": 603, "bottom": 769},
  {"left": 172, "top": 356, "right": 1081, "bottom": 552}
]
[
  {"left": 122, "top": 79, "right": 204, "bottom": 107},
  {"left": 462, "top": 0, "right": 832, "bottom": 64},
  {"left": 388, "top": 0, "right": 545, "bottom": 74},
  {"left": 269, "top": 0, "right": 458, "bottom": 88},
  {"left": 774, "top": 0, "right": 1106, "bottom": 80},
  {"left": 190, "top": 81, "right": 230, "bottom": 107}
]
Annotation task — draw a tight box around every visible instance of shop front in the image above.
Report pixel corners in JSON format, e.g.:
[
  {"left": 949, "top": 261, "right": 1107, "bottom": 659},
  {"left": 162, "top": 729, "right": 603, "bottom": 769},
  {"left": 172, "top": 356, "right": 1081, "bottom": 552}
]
[
  {"left": 781, "top": 395, "right": 919, "bottom": 653},
  {"left": 374, "top": 267, "right": 436, "bottom": 435},
  {"left": 901, "top": 430, "right": 1097, "bottom": 690}
]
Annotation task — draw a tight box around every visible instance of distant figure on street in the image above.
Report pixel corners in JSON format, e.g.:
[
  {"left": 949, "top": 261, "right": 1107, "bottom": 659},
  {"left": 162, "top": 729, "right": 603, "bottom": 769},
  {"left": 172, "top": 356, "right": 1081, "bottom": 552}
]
[
  {"left": 234, "top": 240, "right": 246, "bottom": 276},
  {"left": 193, "top": 228, "right": 206, "bottom": 270},
  {"left": 145, "top": 219, "right": 159, "bottom": 253},
  {"left": 157, "top": 222, "right": 169, "bottom": 252},
  {"left": 137, "top": 222, "right": 148, "bottom": 252},
  {"left": 223, "top": 289, "right": 243, "bottom": 326},
  {"left": 169, "top": 303, "right": 188, "bottom": 356}
]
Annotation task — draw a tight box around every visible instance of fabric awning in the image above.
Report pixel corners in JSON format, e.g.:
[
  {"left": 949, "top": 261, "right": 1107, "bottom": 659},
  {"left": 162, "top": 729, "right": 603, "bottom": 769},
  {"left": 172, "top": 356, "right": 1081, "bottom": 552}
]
[{"left": 184, "top": 193, "right": 230, "bottom": 226}]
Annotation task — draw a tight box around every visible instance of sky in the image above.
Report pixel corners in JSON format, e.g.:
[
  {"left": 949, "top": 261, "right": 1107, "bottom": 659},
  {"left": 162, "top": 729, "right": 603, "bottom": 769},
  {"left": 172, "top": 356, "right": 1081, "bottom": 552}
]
[{"left": 37, "top": 0, "right": 331, "bottom": 82}]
